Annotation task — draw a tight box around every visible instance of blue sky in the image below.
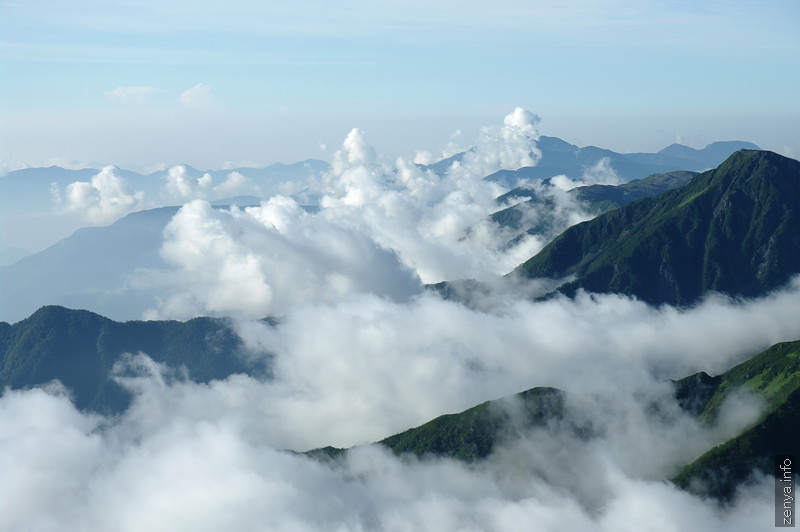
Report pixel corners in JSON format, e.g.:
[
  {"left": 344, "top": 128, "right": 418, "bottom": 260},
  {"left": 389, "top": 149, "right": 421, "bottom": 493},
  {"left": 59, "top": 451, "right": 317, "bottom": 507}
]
[{"left": 1, "top": 0, "right": 799, "bottom": 171}]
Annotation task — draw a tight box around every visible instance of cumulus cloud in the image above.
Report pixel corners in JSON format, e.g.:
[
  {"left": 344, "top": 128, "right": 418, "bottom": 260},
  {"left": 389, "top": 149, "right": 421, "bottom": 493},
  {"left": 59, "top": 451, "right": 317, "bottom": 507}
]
[
  {"left": 141, "top": 198, "right": 422, "bottom": 319},
  {"left": 14, "top": 107, "right": 797, "bottom": 529},
  {"left": 161, "top": 165, "right": 213, "bottom": 200},
  {"left": 314, "top": 108, "right": 543, "bottom": 282},
  {"left": 51, "top": 166, "right": 146, "bottom": 224},
  {"left": 179, "top": 82, "right": 213, "bottom": 108},
  {"left": 132, "top": 109, "right": 545, "bottom": 319},
  {"left": 493, "top": 156, "right": 629, "bottom": 252},
  {"left": 104, "top": 86, "right": 158, "bottom": 105}
]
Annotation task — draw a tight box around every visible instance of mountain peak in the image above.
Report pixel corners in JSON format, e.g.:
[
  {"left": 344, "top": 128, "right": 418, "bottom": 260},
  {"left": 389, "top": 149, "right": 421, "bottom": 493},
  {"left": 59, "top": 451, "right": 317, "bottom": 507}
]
[{"left": 516, "top": 150, "right": 800, "bottom": 305}]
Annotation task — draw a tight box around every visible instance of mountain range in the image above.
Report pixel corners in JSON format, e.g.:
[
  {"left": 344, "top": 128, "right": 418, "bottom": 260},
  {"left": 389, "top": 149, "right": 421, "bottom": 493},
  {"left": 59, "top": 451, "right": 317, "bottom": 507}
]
[
  {"left": 0, "top": 305, "right": 258, "bottom": 414},
  {"left": 304, "top": 338, "right": 800, "bottom": 502},
  {"left": 0, "top": 137, "right": 755, "bottom": 260},
  {"left": 516, "top": 150, "right": 800, "bottom": 306},
  {"left": 2, "top": 144, "right": 798, "bottom": 506},
  {"left": 491, "top": 170, "right": 698, "bottom": 245},
  {"left": 2, "top": 302, "right": 796, "bottom": 501},
  {"left": 0, "top": 159, "right": 330, "bottom": 258},
  {"left": 0, "top": 142, "right": 764, "bottom": 323},
  {"left": 481, "top": 137, "right": 758, "bottom": 187}
]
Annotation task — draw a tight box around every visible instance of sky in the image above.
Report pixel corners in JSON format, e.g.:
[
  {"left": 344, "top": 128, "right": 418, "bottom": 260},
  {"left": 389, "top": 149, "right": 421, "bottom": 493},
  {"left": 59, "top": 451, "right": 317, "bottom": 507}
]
[{"left": 1, "top": 0, "right": 799, "bottom": 171}]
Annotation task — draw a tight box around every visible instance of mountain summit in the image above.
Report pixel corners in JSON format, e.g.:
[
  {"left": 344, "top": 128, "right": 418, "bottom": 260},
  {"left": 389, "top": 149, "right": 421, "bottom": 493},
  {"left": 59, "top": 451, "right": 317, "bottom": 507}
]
[{"left": 515, "top": 150, "right": 800, "bottom": 305}]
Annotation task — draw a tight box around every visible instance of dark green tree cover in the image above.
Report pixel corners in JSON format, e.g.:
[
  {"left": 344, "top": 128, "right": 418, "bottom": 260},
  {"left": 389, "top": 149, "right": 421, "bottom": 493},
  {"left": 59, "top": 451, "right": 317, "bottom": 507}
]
[
  {"left": 516, "top": 150, "right": 800, "bottom": 306},
  {"left": 305, "top": 387, "right": 574, "bottom": 462},
  {"left": 379, "top": 387, "right": 573, "bottom": 461},
  {"left": 305, "top": 340, "right": 800, "bottom": 503},
  {"left": 0, "top": 305, "right": 260, "bottom": 413},
  {"left": 671, "top": 340, "right": 800, "bottom": 499}
]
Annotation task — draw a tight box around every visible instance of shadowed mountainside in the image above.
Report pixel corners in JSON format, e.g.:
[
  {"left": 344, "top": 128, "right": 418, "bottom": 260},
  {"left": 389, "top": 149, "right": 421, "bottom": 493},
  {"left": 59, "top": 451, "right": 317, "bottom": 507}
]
[
  {"left": 515, "top": 150, "right": 800, "bottom": 306},
  {"left": 0, "top": 305, "right": 261, "bottom": 413}
]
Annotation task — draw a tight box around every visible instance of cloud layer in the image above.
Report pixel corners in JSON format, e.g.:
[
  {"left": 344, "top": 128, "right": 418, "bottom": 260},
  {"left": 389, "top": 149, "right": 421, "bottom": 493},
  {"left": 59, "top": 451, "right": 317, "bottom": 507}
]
[
  {"left": 3, "top": 276, "right": 796, "bottom": 530},
  {"left": 12, "top": 108, "right": 797, "bottom": 530},
  {"left": 139, "top": 108, "right": 546, "bottom": 318}
]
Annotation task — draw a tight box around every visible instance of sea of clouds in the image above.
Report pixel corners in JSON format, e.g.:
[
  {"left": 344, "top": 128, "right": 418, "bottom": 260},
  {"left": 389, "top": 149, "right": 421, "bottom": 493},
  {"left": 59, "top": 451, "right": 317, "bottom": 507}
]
[{"left": 2, "top": 108, "right": 796, "bottom": 531}]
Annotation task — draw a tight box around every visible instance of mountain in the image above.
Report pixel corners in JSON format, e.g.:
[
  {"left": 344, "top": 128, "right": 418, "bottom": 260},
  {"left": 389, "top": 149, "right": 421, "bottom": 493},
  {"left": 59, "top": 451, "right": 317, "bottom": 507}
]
[
  {"left": 0, "top": 246, "right": 31, "bottom": 267},
  {"left": 3, "top": 304, "right": 794, "bottom": 501},
  {"left": 0, "top": 159, "right": 330, "bottom": 254},
  {"left": 306, "top": 338, "right": 800, "bottom": 502},
  {"left": 627, "top": 141, "right": 761, "bottom": 171},
  {"left": 0, "top": 305, "right": 258, "bottom": 414},
  {"left": 0, "top": 207, "right": 179, "bottom": 323},
  {"left": 491, "top": 170, "right": 697, "bottom": 239},
  {"left": 515, "top": 150, "right": 800, "bottom": 306},
  {"left": 671, "top": 340, "right": 800, "bottom": 499},
  {"left": 479, "top": 136, "right": 757, "bottom": 188},
  {"left": 307, "top": 387, "right": 576, "bottom": 462},
  {"left": 210, "top": 195, "right": 265, "bottom": 206},
  {"left": 380, "top": 386, "right": 572, "bottom": 461}
]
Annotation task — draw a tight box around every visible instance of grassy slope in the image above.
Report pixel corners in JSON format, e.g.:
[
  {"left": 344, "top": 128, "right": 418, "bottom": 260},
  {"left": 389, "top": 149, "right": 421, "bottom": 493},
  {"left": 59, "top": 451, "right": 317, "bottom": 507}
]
[
  {"left": 671, "top": 340, "right": 800, "bottom": 499},
  {"left": 516, "top": 150, "right": 800, "bottom": 306},
  {"left": 306, "top": 387, "right": 572, "bottom": 462}
]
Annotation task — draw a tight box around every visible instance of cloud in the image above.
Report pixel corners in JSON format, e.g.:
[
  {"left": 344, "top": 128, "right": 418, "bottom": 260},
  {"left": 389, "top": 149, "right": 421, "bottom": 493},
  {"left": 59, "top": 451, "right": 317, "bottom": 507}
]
[
  {"left": 178, "top": 82, "right": 213, "bottom": 108},
  {"left": 52, "top": 166, "right": 146, "bottom": 224},
  {"left": 104, "top": 86, "right": 158, "bottom": 105},
  {"left": 212, "top": 171, "right": 257, "bottom": 197},
  {"left": 13, "top": 106, "right": 799, "bottom": 529},
  {"left": 142, "top": 198, "right": 422, "bottom": 319},
  {"left": 161, "top": 165, "right": 213, "bottom": 200},
  {"left": 1, "top": 275, "right": 793, "bottom": 530},
  {"left": 313, "top": 108, "right": 543, "bottom": 282},
  {"left": 128, "top": 108, "right": 545, "bottom": 319}
]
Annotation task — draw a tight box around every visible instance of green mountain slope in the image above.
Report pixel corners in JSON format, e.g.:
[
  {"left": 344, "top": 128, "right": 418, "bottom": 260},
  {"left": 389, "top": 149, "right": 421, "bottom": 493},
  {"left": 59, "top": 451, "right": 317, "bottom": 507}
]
[
  {"left": 492, "top": 170, "right": 697, "bottom": 234},
  {"left": 380, "top": 387, "right": 572, "bottom": 461},
  {"left": 673, "top": 390, "right": 800, "bottom": 501},
  {"left": 306, "top": 387, "right": 571, "bottom": 462},
  {"left": 306, "top": 339, "right": 799, "bottom": 503},
  {"left": 671, "top": 340, "right": 800, "bottom": 499},
  {"left": 515, "top": 150, "right": 800, "bottom": 306},
  {"left": 0, "top": 305, "right": 257, "bottom": 413}
]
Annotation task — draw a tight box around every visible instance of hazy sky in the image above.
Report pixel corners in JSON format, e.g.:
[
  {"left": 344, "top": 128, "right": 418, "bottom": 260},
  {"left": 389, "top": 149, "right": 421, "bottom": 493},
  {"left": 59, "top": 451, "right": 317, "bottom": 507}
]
[{"left": 2, "top": 0, "right": 799, "bottom": 171}]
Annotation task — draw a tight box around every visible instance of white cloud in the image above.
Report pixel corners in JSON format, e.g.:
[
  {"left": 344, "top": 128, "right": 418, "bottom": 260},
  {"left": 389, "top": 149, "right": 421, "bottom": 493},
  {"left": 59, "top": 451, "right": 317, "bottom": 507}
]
[
  {"left": 142, "top": 198, "right": 422, "bottom": 319},
  {"left": 161, "top": 165, "right": 213, "bottom": 200},
  {"left": 212, "top": 171, "right": 257, "bottom": 197},
  {"left": 104, "top": 86, "right": 158, "bottom": 105},
  {"left": 11, "top": 106, "right": 798, "bottom": 529},
  {"left": 52, "top": 166, "right": 146, "bottom": 224},
  {"left": 129, "top": 108, "right": 545, "bottom": 319},
  {"left": 178, "top": 83, "right": 213, "bottom": 108},
  {"left": 0, "top": 276, "right": 794, "bottom": 530},
  {"left": 309, "top": 108, "right": 544, "bottom": 283}
]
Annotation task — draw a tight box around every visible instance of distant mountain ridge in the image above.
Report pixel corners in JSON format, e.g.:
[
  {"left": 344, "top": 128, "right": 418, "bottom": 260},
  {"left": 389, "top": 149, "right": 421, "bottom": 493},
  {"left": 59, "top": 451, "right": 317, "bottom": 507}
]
[
  {"left": 0, "top": 158, "right": 331, "bottom": 255},
  {"left": 515, "top": 150, "right": 800, "bottom": 306},
  {"left": 481, "top": 137, "right": 758, "bottom": 187},
  {"left": 491, "top": 170, "right": 698, "bottom": 242}
]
